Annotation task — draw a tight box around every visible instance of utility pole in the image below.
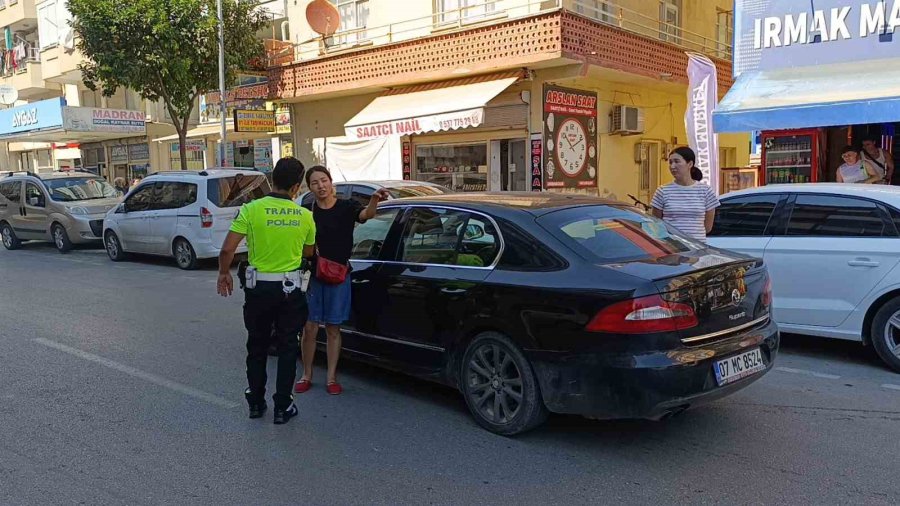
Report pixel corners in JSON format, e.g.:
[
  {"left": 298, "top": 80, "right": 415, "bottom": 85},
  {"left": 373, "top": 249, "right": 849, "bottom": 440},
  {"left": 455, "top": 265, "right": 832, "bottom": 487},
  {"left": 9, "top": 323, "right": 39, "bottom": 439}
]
[{"left": 217, "top": 0, "right": 228, "bottom": 167}]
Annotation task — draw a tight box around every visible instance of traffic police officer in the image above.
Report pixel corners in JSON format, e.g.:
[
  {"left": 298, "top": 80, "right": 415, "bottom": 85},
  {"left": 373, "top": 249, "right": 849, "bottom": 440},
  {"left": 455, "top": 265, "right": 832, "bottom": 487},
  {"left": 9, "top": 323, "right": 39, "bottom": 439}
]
[{"left": 217, "top": 157, "right": 315, "bottom": 425}]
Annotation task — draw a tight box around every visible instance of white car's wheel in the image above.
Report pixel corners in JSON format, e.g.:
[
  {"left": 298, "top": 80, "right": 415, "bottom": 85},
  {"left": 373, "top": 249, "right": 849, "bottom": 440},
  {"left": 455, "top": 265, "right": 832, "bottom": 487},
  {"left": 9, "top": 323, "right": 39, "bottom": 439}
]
[{"left": 871, "top": 297, "right": 900, "bottom": 373}]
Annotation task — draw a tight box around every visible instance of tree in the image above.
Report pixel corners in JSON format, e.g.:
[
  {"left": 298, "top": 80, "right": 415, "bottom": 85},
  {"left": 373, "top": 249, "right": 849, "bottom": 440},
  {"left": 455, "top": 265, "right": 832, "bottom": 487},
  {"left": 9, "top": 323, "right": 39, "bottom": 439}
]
[{"left": 68, "top": 0, "right": 268, "bottom": 170}]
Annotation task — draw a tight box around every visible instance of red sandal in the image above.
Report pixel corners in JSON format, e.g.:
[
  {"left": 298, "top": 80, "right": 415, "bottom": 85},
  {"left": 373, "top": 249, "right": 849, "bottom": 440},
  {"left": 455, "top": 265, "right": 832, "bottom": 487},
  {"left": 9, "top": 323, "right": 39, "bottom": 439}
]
[
  {"left": 294, "top": 379, "right": 312, "bottom": 394},
  {"left": 326, "top": 382, "right": 343, "bottom": 395}
]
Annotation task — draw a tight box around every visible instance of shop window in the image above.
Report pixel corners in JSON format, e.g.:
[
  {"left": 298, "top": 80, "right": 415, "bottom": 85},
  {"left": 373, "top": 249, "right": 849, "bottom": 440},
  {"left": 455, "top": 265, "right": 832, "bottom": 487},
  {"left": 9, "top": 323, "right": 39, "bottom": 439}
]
[
  {"left": 37, "top": 0, "right": 58, "bottom": 50},
  {"left": 436, "top": 0, "right": 496, "bottom": 24},
  {"left": 415, "top": 143, "right": 488, "bottom": 192},
  {"left": 658, "top": 0, "right": 681, "bottom": 45},
  {"left": 169, "top": 142, "right": 205, "bottom": 171},
  {"left": 326, "top": 0, "right": 369, "bottom": 48}
]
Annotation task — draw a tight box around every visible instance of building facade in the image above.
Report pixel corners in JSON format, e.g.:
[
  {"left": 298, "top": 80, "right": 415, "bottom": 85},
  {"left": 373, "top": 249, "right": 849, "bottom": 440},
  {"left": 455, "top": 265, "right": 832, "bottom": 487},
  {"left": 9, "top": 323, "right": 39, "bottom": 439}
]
[{"left": 271, "top": 0, "right": 748, "bottom": 201}]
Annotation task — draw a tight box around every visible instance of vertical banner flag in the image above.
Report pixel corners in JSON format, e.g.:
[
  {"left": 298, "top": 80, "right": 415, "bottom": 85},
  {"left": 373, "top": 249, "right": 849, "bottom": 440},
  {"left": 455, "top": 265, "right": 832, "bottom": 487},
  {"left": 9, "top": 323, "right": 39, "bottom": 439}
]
[{"left": 685, "top": 53, "right": 719, "bottom": 194}]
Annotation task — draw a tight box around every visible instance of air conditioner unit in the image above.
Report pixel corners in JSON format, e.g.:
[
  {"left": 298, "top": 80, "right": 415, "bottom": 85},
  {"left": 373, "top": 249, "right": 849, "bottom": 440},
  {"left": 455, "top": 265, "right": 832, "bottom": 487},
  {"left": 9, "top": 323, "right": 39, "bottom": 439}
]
[{"left": 611, "top": 105, "right": 645, "bottom": 135}]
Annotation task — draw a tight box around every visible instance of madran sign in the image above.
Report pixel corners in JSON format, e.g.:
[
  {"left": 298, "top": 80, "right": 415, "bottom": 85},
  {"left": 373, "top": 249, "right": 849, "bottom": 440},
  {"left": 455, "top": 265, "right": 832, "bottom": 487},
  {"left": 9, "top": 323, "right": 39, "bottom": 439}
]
[{"left": 734, "top": 1, "right": 900, "bottom": 76}]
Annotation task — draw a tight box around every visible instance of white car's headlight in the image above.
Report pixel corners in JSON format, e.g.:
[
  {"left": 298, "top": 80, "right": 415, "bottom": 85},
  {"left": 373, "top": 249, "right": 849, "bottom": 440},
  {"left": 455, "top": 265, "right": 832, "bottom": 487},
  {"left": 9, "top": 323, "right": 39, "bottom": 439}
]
[{"left": 68, "top": 206, "right": 89, "bottom": 215}]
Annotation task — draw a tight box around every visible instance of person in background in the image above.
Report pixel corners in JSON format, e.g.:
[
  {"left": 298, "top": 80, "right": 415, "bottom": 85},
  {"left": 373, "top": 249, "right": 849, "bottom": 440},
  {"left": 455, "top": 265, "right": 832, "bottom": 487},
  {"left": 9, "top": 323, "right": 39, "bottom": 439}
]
[
  {"left": 861, "top": 135, "right": 894, "bottom": 184},
  {"left": 131, "top": 175, "right": 144, "bottom": 188},
  {"left": 651, "top": 146, "right": 720, "bottom": 242},
  {"left": 836, "top": 146, "right": 881, "bottom": 184},
  {"left": 295, "top": 165, "right": 388, "bottom": 396},
  {"left": 113, "top": 177, "right": 129, "bottom": 196}
]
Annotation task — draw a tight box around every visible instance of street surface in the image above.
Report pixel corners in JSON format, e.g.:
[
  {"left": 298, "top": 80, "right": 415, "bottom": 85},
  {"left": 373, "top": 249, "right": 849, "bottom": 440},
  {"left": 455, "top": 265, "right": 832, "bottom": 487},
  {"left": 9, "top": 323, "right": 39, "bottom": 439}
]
[{"left": 1, "top": 244, "right": 899, "bottom": 505}]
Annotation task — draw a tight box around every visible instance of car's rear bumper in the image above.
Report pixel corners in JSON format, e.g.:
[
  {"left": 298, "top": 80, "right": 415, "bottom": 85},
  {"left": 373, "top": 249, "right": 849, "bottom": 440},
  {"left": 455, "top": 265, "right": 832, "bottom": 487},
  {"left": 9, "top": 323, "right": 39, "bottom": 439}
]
[{"left": 526, "top": 319, "right": 779, "bottom": 419}]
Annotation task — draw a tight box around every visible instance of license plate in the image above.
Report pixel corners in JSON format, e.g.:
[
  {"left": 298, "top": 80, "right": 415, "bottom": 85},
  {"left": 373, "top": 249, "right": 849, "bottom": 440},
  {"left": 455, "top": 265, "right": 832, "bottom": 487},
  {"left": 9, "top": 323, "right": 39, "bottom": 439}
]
[{"left": 713, "top": 348, "right": 766, "bottom": 386}]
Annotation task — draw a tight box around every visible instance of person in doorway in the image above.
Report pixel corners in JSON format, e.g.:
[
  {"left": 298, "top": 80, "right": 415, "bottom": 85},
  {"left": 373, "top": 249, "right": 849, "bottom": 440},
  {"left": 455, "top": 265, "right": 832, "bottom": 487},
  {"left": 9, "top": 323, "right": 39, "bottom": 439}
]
[
  {"left": 217, "top": 157, "right": 316, "bottom": 425},
  {"left": 295, "top": 166, "right": 388, "bottom": 396},
  {"left": 861, "top": 135, "right": 894, "bottom": 184},
  {"left": 836, "top": 146, "right": 881, "bottom": 184},
  {"left": 113, "top": 177, "right": 129, "bottom": 196},
  {"left": 651, "top": 146, "right": 720, "bottom": 242}
]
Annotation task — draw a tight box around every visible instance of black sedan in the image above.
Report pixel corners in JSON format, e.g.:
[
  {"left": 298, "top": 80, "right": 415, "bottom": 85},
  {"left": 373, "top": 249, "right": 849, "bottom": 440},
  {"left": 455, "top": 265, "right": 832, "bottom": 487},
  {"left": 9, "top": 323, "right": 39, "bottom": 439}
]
[{"left": 325, "top": 193, "right": 779, "bottom": 435}]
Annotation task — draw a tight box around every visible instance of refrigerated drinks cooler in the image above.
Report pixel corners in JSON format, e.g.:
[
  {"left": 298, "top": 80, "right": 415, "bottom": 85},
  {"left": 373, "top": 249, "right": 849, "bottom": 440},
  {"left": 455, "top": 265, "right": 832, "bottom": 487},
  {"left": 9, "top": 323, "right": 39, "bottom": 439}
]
[{"left": 761, "top": 129, "right": 823, "bottom": 184}]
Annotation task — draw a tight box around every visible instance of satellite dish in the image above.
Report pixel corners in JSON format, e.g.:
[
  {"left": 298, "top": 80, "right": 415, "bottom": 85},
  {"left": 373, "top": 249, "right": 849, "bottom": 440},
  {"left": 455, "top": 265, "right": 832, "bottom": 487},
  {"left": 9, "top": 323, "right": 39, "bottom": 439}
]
[
  {"left": 0, "top": 84, "right": 18, "bottom": 105},
  {"left": 306, "top": 0, "right": 341, "bottom": 37}
]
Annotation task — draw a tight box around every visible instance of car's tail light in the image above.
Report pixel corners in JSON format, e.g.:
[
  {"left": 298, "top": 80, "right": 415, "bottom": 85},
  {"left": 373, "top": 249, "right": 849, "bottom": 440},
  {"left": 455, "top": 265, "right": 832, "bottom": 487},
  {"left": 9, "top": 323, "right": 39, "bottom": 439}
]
[
  {"left": 586, "top": 295, "right": 698, "bottom": 334},
  {"left": 761, "top": 277, "right": 773, "bottom": 309},
  {"left": 200, "top": 207, "right": 213, "bottom": 228}
]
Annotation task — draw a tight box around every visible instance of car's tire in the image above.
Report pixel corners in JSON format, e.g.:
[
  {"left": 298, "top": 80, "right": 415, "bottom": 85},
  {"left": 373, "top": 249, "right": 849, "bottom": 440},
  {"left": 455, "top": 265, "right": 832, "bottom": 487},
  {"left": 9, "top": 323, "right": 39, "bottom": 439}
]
[
  {"left": 104, "top": 231, "right": 127, "bottom": 262},
  {"left": 52, "top": 223, "right": 73, "bottom": 253},
  {"left": 870, "top": 297, "right": 900, "bottom": 373},
  {"left": 1, "top": 222, "right": 21, "bottom": 250},
  {"left": 173, "top": 238, "right": 198, "bottom": 270},
  {"left": 460, "top": 332, "right": 549, "bottom": 436}
]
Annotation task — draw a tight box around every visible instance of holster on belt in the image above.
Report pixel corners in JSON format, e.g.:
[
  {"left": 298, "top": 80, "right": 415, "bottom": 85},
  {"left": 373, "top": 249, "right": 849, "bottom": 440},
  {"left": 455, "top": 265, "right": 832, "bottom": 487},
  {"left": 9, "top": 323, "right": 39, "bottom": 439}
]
[{"left": 237, "top": 261, "right": 248, "bottom": 289}]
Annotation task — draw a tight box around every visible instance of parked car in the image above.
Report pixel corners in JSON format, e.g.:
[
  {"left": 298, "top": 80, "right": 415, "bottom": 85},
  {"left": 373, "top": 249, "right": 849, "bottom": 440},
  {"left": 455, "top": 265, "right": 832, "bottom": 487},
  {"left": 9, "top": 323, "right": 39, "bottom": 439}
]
[
  {"left": 317, "top": 192, "right": 778, "bottom": 435},
  {"left": 296, "top": 180, "right": 452, "bottom": 208},
  {"left": 708, "top": 183, "right": 900, "bottom": 372},
  {"left": 102, "top": 169, "right": 271, "bottom": 269},
  {"left": 0, "top": 171, "right": 121, "bottom": 253}
]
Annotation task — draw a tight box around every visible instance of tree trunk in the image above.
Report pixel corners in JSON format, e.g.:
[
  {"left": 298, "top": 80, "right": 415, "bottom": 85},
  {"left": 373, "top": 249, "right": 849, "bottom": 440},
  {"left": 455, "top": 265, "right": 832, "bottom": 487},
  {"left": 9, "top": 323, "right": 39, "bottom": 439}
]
[{"left": 178, "top": 129, "right": 188, "bottom": 171}]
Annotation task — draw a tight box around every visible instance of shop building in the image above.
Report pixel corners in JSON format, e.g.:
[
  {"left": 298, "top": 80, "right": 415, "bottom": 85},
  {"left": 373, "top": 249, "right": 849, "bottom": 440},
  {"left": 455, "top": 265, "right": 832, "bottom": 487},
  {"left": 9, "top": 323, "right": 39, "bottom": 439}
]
[
  {"left": 715, "top": 0, "right": 900, "bottom": 187},
  {"left": 271, "top": 0, "right": 748, "bottom": 201}
]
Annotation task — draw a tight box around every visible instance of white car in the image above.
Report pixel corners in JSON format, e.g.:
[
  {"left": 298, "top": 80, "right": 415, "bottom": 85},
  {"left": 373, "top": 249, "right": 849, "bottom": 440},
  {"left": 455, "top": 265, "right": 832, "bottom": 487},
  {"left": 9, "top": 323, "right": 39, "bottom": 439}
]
[
  {"left": 103, "top": 169, "right": 271, "bottom": 269},
  {"left": 707, "top": 183, "right": 900, "bottom": 372}
]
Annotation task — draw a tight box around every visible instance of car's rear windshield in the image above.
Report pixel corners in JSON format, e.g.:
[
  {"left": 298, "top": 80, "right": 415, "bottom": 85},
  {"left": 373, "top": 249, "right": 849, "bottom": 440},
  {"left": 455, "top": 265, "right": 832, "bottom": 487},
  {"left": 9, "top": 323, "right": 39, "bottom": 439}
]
[
  {"left": 537, "top": 205, "right": 702, "bottom": 263},
  {"left": 206, "top": 174, "right": 271, "bottom": 208},
  {"left": 387, "top": 185, "right": 452, "bottom": 198}
]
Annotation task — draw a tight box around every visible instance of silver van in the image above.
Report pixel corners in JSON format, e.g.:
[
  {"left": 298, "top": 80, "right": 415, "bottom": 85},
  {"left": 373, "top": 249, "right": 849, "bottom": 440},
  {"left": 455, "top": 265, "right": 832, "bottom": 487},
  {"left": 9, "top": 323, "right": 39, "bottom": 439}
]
[{"left": 0, "top": 171, "right": 121, "bottom": 253}]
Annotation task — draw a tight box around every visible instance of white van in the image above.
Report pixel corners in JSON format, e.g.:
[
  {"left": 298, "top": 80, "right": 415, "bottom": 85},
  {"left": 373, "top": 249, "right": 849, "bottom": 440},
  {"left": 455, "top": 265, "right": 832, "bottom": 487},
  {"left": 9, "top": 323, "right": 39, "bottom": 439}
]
[{"left": 102, "top": 169, "right": 271, "bottom": 269}]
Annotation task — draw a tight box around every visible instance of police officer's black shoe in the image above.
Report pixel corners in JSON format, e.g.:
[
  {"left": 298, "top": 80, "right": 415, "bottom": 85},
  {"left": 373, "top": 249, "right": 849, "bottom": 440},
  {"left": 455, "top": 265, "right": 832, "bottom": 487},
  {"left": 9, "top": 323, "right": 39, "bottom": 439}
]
[
  {"left": 273, "top": 403, "right": 298, "bottom": 425},
  {"left": 249, "top": 403, "right": 267, "bottom": 419}
]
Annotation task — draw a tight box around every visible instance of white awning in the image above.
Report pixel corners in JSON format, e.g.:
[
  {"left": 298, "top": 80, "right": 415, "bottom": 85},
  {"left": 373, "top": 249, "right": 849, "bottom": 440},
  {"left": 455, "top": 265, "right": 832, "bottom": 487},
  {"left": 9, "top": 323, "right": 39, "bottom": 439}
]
[
  {"left": 714, "top": 57, "right": 900, "bottom": 133},
  {"left": 153, "top": 123, "right": 271, "bottom": 143},
  {"left": 345, "top": 75, "right": 520, "bottom": 140}
]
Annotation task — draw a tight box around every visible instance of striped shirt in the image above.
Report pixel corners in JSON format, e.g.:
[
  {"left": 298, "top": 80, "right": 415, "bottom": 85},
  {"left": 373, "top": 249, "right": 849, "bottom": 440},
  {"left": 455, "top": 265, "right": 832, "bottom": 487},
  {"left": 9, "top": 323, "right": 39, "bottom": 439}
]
[{"left": 651, "top": 182, "right": 720, "bottom": 241}]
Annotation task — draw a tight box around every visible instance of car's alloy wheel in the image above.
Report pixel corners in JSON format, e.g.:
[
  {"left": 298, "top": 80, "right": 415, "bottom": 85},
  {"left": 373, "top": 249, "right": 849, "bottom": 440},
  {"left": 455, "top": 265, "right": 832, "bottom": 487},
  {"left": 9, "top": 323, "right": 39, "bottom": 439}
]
[
  {"left": 52, "top": 224, "right": 72, "bottom": 253},
  {"left": 105, "top": 232, "right": 126, "bottom": 262},
  {"left": 460, "top": 332, "right": 548, "bottom": 435},
  {"left": 173, "top": 238, "right": 198, "bottom": 270},
  {"left": 871, "top": 298, "right": 900, "bottom": 373},
  {"left": 1, "top": 223, "right": 20, "bottom": 250}
]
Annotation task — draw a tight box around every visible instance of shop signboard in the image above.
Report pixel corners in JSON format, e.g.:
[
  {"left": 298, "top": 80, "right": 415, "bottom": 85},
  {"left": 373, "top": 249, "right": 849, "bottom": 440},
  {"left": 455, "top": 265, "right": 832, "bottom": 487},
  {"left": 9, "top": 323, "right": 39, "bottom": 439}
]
[
  {"left": 254, "top": 139, "right": 273, "bottom": 172},
  {"left": 275, "top": 104, "right": 291, "bottom": 134},
  {"left": 110, "top": 145, "right": 129, "bottom": 164},
  {"left": 347, "top": 109, "right": 485, "bottom": 140},
  {"left": 734, "top": 0, "right": 900, "bottom": 76},
  {"left": 234, "top": 109, "right": 275, "bottom": 132},
  {"left": 542, "top": 85, "right": 598, "bottom": 189},
  {"left": 170, "top": 139, "right": 205, "bottom": 153},
  {"left": 686, "top": 53, "right": 720, "bottom": 194},
  {"left": 0, "top": 97, "right": 65, "bottom": 137},
  {"left": 530, "top": 133, "right": 543, "bottom": 192},
  {"left": 63, "top": 107, "right": 146, "bottom": 134},
  {"left": 128, "top": 143, "right": 150, "bottom": 162}
]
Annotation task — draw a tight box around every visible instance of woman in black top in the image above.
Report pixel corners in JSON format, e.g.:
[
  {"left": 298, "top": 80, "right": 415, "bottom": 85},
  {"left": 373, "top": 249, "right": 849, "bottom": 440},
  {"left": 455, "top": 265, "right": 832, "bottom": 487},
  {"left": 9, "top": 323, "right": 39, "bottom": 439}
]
[{"left": 295, "top": 166, "right": 387, "bottom": 395}]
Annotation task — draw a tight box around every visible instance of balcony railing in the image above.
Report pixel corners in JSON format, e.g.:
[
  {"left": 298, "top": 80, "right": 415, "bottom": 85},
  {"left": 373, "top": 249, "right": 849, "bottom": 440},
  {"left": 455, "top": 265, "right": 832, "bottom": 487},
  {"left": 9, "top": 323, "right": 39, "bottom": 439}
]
[
  {"left": 272, "top": 0, "right": 732, "bottom": 66},
  {"left": 2, "top": 43, "right": 40, "bottom": 78}
]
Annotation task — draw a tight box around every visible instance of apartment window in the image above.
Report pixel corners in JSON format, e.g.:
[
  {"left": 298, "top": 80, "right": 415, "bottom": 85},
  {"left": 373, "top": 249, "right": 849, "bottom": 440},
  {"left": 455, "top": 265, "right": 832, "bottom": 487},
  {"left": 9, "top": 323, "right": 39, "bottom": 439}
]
[
  {"left": 716, "top": 9, "right": 734, "bottom": 59},
  {"left": 37, "top": 0, "right": 58, "bottom": 50},
  {"left": 658, "top": 0, "right": 681, "bottom": 44},
  {"left": 574, "top": 0, "right": 615, "bottom": 25},
  {"left": 80, "top": 89, "right": 98, "bottom": 108},
  {"left": 327, "top": 0, "right": 369, "bottom": 47},
  {"left": 437, "top": 0, "right": 496, "bottom": 24}
]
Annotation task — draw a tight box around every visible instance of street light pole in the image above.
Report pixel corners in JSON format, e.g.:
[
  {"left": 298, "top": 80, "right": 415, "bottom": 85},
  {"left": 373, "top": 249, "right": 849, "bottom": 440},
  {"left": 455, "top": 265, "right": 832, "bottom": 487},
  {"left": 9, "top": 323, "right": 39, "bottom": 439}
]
[{"left": 217, "top": 0, "right": 227, "bottom": 167}]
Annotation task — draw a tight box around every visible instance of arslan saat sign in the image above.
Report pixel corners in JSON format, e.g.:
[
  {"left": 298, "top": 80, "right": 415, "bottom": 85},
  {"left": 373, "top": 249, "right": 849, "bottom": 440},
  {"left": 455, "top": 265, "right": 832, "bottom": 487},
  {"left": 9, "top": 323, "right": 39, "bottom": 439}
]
[{"left": 735, "top": 0, "right": 900, "bottom": 76}]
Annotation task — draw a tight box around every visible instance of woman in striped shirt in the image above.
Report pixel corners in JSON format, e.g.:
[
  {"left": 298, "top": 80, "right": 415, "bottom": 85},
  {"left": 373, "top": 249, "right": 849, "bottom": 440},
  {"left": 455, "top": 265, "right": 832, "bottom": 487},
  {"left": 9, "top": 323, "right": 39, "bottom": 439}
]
[{"left": 650, "top": 147, "right": 720, "bottom": 242}]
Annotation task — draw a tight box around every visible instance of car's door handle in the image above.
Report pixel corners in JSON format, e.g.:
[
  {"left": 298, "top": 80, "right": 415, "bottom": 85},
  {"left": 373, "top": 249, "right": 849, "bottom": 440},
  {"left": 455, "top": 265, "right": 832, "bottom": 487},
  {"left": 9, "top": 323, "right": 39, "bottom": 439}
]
[
  {"left": 351, "top": 279, "right": 370, "bottom": 285},
  {"left": 848, "top": 259, "right": 880, "bottom": 267},
  {"left": 440, "top": 287, "right": 467, "bottom": 295}
]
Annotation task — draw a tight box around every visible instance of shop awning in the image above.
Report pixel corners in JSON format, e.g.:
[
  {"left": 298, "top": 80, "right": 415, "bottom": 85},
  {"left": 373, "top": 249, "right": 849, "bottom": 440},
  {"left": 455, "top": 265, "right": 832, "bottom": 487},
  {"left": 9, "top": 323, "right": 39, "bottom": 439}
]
[
  {"left": 714, "top": 57, "right": 900, "bottom": 133},
  {"left": 153, "top": 123, "right": 271, "bottom": 143},
  {"left": 344, "top": 73, "right": 520, "bottom": 140}
]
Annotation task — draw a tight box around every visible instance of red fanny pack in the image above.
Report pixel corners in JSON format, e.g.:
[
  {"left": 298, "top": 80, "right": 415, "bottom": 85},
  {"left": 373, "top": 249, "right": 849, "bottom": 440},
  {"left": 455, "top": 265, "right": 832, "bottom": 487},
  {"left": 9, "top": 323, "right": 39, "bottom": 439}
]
[{"left": 316, "top": 255, "right": 348, "bottom": 284}]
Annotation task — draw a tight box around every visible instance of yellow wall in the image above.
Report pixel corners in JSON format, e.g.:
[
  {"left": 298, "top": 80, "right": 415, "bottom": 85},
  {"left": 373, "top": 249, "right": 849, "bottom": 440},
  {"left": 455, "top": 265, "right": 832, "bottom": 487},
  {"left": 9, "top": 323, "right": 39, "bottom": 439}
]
[{"left": 289, "top": 92, "right": 383, "bottom": 167}]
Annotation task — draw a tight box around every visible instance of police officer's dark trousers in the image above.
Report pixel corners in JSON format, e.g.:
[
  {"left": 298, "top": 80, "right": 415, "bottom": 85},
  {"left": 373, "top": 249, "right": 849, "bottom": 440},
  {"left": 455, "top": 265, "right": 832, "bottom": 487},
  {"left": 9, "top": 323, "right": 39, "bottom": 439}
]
[{"left": 243, "top": 280, "right": 307, "bottom": 410}]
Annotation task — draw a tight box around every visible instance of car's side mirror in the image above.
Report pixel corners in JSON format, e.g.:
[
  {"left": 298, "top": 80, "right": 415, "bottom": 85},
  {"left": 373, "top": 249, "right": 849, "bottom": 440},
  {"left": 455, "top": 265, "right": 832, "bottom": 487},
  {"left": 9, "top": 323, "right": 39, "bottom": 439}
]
[
  {"left": 116, "top": 203, "right": 127, "bottom": 214},
  {"left": 464, "top": 224, "right": 485, "bottom": 240}
]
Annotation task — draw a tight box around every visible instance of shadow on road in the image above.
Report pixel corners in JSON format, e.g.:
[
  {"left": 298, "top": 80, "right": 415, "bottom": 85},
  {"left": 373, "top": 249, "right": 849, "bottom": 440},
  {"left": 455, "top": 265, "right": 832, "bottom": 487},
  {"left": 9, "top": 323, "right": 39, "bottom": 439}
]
[{"left": 779, "top": 332, "right": 886, "bottom": 370}]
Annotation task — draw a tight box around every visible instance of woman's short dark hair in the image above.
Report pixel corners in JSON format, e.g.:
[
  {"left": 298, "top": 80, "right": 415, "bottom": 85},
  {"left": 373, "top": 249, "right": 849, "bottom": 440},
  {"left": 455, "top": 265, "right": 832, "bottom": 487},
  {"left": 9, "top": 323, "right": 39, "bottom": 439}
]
[
  {"left": 305, "top": 165, "right": 333, "bottom": 186},
  {"left": 670, "top": 146, "right": 702, "bottom": 181},
  {"left": 841, "top": 145, "right": 858, "bottom": 155},
  {"left": 271, "top": 157, "right": 305, "bottom": 190}
]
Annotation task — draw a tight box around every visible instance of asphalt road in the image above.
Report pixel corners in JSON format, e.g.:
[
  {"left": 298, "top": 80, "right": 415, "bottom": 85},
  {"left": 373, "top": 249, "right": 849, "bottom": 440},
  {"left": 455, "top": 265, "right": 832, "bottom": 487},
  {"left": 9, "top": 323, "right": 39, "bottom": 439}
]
[{"left": 1, "top": 243, "right": 899, "bottom": 505}]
